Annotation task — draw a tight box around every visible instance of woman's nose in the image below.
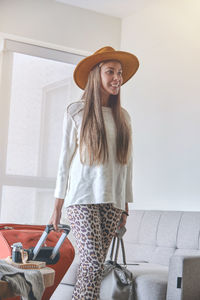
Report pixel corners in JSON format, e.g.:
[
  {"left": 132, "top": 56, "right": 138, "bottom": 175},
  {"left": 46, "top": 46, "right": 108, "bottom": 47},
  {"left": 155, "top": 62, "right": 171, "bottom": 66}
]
[{"left": 113, "top": 72, "right": 120, "bottom": 81}]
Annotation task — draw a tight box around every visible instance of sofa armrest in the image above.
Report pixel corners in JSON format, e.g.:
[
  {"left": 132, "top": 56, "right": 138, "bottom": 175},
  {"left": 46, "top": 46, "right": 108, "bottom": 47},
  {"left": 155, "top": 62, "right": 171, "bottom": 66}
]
[{"left": 166, "top": 254, "right": 200, "bottom": 300}]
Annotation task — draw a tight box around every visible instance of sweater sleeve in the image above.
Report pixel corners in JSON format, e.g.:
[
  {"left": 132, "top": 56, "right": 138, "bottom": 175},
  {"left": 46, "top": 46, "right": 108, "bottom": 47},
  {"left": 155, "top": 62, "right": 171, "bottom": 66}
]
[{"left": 54, "top": 111, "right": 77, "bottom": 199}]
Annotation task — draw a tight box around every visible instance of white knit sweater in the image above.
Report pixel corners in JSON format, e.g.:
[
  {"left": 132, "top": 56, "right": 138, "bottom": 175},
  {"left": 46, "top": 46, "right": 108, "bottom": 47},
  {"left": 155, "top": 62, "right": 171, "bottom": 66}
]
[{"left": 54, "top": 100, "right": 133, "bottom": 211}]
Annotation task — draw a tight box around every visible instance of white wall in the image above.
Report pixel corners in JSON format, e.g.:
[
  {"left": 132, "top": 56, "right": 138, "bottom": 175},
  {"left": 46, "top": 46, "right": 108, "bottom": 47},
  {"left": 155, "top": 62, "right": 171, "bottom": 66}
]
[
  {"left": 0, "top": 0, "right": 121, "bottom": 53},
  {"left": 121, "top": 0, "right": 200, "bottom": 211}
]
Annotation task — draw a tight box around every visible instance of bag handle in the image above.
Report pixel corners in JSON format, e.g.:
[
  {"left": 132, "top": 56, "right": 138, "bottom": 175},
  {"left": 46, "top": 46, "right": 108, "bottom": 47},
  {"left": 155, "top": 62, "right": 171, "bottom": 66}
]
[{"left": 109, "top": 235, "right": 127, "bottom": 266}]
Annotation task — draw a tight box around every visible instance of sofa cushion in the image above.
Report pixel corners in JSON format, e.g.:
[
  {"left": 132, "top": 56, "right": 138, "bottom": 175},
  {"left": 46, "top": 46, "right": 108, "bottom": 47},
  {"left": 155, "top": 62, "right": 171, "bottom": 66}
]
[
  {"left": 138, "top": 211, "right": 162, "bottom": 244},
  {"left": 135, "top": 273, "right": 168, "bottom": 300},
  {"left": 124, "top": 210, "right": 162, "bottom": 245},
  {"left": 156, "top": 211, "right": 182, "bottom": 247},
  {"left": 117, "top": 243, "right": 155, "bottom": 264},
  {"left": 150, "top": 247, "right": 175, "bottom": 266},
  {"left": 124, "top": 210, "right": 145, "bottom": 243},
  {"left": 174, "top": 249, "right": 200, "bottom": 256},
  {"left": 127, "top": 262, "right": 168, "bottom": 279},
  {"left": 128, "top": 262, "right": 168, "bottom": 300},
  {"left": 177, "top": 212, "right": 200, "bottom": 249}
]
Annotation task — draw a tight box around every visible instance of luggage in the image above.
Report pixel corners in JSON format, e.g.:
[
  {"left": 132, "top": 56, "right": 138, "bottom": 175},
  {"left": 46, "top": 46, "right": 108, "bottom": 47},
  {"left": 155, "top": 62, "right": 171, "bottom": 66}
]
[{"left": 0, "top": 223, "right": 75, "bottom": 300}]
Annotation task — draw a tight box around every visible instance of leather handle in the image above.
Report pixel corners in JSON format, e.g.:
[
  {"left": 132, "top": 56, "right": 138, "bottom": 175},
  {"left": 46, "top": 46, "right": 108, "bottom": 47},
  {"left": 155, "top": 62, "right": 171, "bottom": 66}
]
[
  {"left": 110, "top": 236, "right": 116, "bottom": 261},
  {"left": 110, "top": 236, "right": 127, "bottom": 266},
  {"left": 120, "top": 238, "right": 127, "bottom": 266}
]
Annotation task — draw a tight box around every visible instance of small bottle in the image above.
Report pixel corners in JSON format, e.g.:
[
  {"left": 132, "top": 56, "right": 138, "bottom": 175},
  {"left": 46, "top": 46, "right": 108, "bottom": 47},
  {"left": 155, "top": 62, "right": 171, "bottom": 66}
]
[{"left": 11, "top": 242, "right": 23, "bottom": 263}]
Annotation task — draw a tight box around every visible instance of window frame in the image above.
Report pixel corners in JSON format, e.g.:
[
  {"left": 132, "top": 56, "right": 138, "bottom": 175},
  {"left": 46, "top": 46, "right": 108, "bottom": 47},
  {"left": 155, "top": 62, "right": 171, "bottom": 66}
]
[{"left": 0, "top": 39, "right": 85, "bottom": 216}]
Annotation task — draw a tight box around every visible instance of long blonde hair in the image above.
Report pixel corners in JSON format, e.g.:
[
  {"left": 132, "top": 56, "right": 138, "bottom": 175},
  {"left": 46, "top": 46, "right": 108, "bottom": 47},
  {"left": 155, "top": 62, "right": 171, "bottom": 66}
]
[{"left": 80, "top": 64, "right": 131, "bottom": 165}]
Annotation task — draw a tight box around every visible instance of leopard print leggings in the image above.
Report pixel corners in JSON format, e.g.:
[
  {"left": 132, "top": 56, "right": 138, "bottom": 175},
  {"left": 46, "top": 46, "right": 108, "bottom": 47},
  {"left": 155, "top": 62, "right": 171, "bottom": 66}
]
[{"left": 66, "top": 203, "right": 122, "bottom": 300}]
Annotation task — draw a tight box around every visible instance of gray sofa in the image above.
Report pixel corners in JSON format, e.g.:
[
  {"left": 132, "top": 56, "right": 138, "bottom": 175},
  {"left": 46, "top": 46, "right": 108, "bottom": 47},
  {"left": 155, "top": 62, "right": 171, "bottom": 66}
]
[{"left": 51, "top": 210, "right": 200, "bottom": 300}]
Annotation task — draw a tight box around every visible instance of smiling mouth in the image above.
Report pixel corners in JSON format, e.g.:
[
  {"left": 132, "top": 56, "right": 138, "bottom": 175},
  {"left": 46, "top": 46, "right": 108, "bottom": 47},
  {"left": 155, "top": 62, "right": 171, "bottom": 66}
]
[{"left": 111, "top": 84, "right": 120, "bottom": 88}]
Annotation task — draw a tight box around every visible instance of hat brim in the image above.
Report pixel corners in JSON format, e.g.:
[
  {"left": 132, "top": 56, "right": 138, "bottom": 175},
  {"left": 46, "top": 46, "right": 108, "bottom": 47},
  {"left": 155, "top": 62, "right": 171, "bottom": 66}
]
[{"left": 74, "top": 50, "right": 139, "bottom": 90}]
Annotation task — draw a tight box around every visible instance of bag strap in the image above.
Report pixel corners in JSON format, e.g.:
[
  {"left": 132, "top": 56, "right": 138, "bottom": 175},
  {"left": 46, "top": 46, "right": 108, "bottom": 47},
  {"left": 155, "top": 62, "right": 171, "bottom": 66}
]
[
  {"left": 120, "top": 238, "right": 127, "bottom": 266},
  {"left": 109, "top": 236, "right": 127, "bottom": 266},
  {"left": 110, "top": 236, "right": 116, "bottom": 261}
]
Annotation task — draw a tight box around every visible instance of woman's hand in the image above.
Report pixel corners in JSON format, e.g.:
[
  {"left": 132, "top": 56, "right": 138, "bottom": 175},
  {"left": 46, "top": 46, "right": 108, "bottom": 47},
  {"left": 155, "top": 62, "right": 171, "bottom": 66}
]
[
  {"left": 48, "top": 198, "right": 64, "bottom": 231},
  {"left": 118, "top": 213, "right": 127, "bottom": 229},
  {"left": 49, "top": 209, "right": 61, "bottom": 231},
  {"left": 118, "top": 203, "right": 129, "bottom": 230}
]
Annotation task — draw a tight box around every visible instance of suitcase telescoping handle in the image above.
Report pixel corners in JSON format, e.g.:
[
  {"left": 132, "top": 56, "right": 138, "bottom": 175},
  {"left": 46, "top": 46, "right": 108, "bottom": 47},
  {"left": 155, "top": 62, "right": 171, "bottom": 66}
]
[{"left": 32, "top": 224, "right": 70, "bottom": 261}]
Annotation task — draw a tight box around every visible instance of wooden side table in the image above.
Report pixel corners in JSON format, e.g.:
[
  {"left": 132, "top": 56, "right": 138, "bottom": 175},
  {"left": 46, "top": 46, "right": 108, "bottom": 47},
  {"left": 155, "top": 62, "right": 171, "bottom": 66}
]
[{"left": 0, "top": 267, "right": 55, "bottom": 299}]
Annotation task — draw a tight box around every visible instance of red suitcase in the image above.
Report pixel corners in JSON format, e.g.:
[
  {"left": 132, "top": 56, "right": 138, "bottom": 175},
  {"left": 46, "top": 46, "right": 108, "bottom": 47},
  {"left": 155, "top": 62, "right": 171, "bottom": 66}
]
[{"left": 0, "top": 223, "right": 75, "bottom": 300}]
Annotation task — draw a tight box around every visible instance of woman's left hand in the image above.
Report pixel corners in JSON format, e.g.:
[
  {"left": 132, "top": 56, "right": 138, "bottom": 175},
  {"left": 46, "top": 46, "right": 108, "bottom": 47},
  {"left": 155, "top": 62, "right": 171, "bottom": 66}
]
[{"left": 118, "top": 213, "right": 127, "bottom": 229}]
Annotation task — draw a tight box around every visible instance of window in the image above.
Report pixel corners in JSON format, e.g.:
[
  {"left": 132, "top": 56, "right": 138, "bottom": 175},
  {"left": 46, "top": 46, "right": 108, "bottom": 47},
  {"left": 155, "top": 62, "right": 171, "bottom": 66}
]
[{"left": 0, "top": 40, "right": 84, "bottom": 224}]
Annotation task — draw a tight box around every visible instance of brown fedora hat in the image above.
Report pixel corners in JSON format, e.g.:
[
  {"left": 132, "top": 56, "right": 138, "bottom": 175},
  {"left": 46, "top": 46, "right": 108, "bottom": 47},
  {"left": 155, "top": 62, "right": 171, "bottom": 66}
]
[{"left": 73, "top": 46, "right": 139, "bottom": 90}]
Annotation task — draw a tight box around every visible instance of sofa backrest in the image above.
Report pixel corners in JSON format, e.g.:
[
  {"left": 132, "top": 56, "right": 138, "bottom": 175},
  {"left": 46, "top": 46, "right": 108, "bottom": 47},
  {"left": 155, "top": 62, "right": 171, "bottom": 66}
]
[{"left": 123, "top": 210, "right": 200, "bottom": 266}]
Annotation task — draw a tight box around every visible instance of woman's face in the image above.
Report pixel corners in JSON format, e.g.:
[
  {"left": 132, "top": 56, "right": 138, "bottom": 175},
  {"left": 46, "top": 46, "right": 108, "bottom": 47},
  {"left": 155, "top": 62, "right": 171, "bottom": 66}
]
[{"left": 100, "top": 61, "right": 123, "bottom": 96}]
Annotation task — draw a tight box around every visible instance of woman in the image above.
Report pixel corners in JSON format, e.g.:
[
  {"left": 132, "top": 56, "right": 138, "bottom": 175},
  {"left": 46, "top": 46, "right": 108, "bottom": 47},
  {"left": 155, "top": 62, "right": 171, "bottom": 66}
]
[{"left": 49, "top": 46, "right": 139, "bottom": 300}]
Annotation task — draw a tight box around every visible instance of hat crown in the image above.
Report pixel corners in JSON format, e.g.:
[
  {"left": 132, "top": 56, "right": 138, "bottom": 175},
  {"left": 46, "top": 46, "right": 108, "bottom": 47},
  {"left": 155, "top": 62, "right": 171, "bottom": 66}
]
[{"left": 94, "top": 46, "right": 115, "bottom": 55}]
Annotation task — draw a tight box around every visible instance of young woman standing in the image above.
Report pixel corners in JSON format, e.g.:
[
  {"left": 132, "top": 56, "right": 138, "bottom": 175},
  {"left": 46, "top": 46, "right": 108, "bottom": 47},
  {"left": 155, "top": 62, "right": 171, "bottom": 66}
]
[{"left": 49, "top": 46, "right": 139, "bottom": 300}]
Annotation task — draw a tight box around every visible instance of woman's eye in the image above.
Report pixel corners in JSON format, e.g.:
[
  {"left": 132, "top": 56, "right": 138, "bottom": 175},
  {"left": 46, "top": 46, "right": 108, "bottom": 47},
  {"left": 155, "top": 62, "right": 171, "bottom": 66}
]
[{"left": 106, "top": 70, "right": 122, "bottom": 75}]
